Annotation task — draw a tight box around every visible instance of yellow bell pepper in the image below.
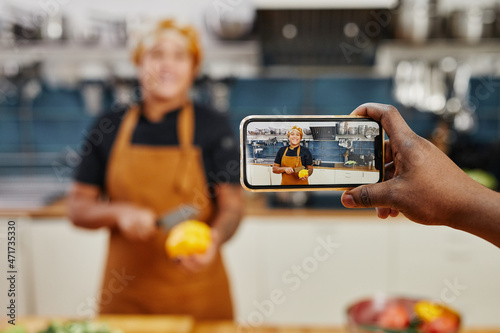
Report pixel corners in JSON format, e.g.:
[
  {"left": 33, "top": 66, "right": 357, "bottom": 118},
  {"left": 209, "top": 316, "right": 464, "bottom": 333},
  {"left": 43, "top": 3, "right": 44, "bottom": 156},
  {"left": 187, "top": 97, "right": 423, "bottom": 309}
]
[
  {"left": 298, "top": 169, "right": 308, "bottom": 178},
  {"left": 415, "top": 301, "right": 459, "bottom": 323},
  {"left": 165, "top": 220, "right": 212, "bottom": 257}
]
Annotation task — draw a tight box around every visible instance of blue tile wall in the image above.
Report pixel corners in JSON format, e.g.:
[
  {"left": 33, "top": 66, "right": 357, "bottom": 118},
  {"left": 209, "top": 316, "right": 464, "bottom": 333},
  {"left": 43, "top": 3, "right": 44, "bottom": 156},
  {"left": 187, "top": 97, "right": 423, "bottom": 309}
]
[
  {"left": 0, "top": 120, "right": 20, "bottom": 152},
  {"left": 2, "top": 76, "right": 499, "bottom": 159},
  {"left": 247, "top": 140, "right": 376, "bottom": 164},
  {"left": 468, "top": 78, "right": 500, "bottom": 144},
  {"left": 229, "top": 79, "right": 304, "bottom": 132},
  {"left": 312, "top": 78, "right": 395, "bottom": 114},
  {"left": 229, "top": 77, "right": 441, "bottom": 140},
  {"left": 32, "top": 86, "right": 86, "bottom": 118}
]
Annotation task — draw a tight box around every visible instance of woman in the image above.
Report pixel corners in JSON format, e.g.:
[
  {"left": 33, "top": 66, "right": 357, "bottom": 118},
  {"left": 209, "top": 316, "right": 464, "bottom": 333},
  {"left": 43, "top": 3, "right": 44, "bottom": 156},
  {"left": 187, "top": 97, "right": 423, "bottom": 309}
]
[
  {"left": 67, "top": 19, "right": 244, "bottom": 319},
  {"left": 272, "top": 126, "right": 313, "bottom": 185}
]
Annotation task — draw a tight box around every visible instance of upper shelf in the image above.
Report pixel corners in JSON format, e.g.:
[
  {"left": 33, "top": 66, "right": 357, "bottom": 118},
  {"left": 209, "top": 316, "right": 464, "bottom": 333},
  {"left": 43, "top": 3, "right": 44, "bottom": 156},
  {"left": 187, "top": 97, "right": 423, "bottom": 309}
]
[{"left": 376, "top": 39, "right": 500, "bottom": 76}]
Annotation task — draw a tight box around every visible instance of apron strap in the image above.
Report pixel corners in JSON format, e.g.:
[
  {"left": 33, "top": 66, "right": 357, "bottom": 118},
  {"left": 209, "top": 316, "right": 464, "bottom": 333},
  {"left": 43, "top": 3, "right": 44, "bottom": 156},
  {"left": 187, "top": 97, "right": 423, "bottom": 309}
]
[
  {"left": 112, "top": 104, "right": 141, "bottom": 153},
  {"left": 296, "top": 146, "right": 301, "bottom": 167},
  {"left": 115, "top": 102, "right": 195, "bottom": 150},
  {"left": 282, "top": 146, "right": 302, "bottom": 168},
  {"left": 283, "top": 147, "right": 289, "bottom": 159},
  {"left": 177, "top": 102, "right": 195, "bottom": 149}
]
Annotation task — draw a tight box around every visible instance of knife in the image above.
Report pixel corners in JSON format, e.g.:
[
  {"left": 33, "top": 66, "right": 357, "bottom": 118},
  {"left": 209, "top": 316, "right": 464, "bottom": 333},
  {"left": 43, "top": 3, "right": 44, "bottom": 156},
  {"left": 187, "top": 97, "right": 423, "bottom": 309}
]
[
  {"left": 294, "top": 166, "right": 305, "bottom": 173},
  {"left": 157, "top": 204, "right": 200, "bottom": 230}
]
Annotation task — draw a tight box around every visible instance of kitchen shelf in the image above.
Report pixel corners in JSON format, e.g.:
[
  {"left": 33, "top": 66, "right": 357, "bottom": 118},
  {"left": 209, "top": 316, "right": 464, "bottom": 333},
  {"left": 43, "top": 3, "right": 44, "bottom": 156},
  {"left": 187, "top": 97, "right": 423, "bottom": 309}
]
[{"left": 376, "top": 39, "right": 500, "bottom": 76}]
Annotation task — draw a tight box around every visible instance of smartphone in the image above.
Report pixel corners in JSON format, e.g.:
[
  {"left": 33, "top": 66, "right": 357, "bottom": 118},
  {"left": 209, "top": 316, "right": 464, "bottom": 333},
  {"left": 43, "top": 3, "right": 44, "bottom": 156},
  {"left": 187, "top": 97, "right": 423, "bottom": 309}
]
[{"left": 240, "top": 116, "right": 384, "bottom": 191}]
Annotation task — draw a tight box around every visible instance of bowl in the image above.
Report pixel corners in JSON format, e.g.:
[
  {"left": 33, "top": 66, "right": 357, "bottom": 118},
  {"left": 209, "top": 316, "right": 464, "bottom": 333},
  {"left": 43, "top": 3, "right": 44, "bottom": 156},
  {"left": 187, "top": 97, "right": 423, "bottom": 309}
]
[{"left": 346, "top": 296, "right": 461, "bottom": 333}]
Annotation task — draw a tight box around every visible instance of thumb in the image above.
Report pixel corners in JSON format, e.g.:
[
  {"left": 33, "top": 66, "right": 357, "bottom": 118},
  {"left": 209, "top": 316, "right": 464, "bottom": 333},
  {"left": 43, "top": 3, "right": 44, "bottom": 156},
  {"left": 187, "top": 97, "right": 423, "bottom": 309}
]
[{"left": 341, "top": 181, "right": 393, "bottom": 209}]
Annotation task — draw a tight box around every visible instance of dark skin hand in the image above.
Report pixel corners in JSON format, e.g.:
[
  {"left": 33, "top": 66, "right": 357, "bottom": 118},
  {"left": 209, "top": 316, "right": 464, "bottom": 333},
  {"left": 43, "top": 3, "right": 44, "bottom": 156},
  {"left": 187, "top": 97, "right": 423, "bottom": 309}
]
[{"left": 341, "top": 103, "right": 500, "bottom": 248}]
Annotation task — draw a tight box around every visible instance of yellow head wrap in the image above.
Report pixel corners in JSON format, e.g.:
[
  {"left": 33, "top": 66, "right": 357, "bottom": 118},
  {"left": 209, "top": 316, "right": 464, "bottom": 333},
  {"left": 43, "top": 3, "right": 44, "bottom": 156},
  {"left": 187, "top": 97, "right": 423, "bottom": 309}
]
[
  {"left": 287, "top": 126, "right": 303, "bottom": 139},
  {"left": 131, "top": 19, "right": 202, "bottom": 72}
]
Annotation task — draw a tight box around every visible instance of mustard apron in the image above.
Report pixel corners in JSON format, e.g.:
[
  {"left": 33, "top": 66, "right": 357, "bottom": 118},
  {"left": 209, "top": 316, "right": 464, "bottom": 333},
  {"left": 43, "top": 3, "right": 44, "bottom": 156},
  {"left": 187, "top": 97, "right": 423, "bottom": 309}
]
[
  {"left": 280, "top": 146, "right": 308, "bottom": 185},
  {"left": 99, "top": 102, "right": 233, "bottom": 319}
]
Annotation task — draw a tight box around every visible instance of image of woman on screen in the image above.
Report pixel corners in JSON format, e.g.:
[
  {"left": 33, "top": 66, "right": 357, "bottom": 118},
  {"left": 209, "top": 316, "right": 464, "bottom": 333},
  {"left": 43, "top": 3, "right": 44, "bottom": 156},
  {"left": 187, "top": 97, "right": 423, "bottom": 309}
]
[{"left": 272, "top": 126, "right": 313, "bottom": 185}]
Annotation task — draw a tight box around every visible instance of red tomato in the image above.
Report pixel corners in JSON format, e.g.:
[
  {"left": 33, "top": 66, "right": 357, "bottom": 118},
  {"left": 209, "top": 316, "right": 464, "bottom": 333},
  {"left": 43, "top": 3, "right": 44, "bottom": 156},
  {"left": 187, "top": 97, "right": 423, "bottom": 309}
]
[
  {"left": 421, "top": 315, "right": 459, "bottom": 333},
  {"left": 377, "top": 304, "right": 411, "bottom": 330}
]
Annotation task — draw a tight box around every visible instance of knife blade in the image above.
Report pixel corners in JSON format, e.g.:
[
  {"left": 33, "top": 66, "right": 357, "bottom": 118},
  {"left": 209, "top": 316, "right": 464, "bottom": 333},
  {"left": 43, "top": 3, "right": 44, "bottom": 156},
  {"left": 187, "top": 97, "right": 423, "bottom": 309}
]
[
  {"left": 157, "top": 204, "right": 200, "bottom": 230},
  {"left": 294, "top": 166, "right": 305, "bottom": 173}
]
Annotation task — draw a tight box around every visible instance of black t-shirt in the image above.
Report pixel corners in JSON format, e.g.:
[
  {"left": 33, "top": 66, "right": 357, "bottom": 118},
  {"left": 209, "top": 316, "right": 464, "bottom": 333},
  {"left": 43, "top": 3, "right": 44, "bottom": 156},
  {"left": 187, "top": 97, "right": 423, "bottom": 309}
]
[
  {"left": 73, "top": 103, "right": 239, "bottom": 193},
  {"left": 274, "top": 145, "right": 313, "bottom": 167}
]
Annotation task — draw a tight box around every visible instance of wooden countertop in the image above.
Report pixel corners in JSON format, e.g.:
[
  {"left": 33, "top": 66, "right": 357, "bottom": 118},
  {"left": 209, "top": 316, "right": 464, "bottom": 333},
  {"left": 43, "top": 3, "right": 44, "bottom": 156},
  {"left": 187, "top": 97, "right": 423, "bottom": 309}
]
[
  {"left": 195, "top": 322, "right": 500, "bottom": 333},
  {"left": 0, "top": 191, "right": 375, "bottom": 219},
  {"left": 248, "top": 163, "right": 378, "bottom": 172},
  {"left": 4, "top": 315, "right": 194, "bottom": 333},
  {"left": 5, "top": 317, "right": 499, "bottom": 333}
]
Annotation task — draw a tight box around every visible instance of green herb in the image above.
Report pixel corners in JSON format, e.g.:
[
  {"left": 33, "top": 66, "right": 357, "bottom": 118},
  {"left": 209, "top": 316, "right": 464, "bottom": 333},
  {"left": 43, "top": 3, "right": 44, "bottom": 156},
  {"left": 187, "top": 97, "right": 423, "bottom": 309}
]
[{"left": 39, "top": 321, "right": 121, "bottom": 333}]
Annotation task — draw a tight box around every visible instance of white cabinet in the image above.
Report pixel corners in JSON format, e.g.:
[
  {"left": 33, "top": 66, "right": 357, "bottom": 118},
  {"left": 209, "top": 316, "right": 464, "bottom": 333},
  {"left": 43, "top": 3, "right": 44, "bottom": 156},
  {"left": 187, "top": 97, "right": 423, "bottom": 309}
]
[
  {"left": 388, "top": 222, "right": 500, "bottom": 327},
  {"left": 29, "top": 219, "right": 108, "bottom": 317},
  {"left": 20, "top": 215, "right": 500, "bottom": 327},
  {"left": 249, "top": 165, "right": 272, "bottom": 186},
  {"left": 336, "top": 170, "right": 380, "bottom": 184},
  {"left": 309, "top": 169, "right": 335, "bottom": 185},
  {"left": 270, "top": 168, "right": 282, "bottom": 185},
  {"left": 363, "top": 171, "right": 381, "bottom": 183},
  {"left": 335, "top": 170, "right": 364, "bottom": 184}
]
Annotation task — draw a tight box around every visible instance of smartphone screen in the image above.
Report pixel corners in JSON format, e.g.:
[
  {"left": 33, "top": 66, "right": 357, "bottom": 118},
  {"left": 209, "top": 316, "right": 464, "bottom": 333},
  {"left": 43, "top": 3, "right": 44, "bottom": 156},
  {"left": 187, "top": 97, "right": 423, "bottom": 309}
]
[{"left": 240, "top": 116, "right": 384, "bottom": 191}]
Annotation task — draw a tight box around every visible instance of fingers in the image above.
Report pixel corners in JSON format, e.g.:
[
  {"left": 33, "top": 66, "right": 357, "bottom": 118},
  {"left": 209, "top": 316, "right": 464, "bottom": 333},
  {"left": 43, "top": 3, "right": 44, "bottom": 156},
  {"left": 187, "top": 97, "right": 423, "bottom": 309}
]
[
  {"left": 385, "top": 161, "right": 395, "bottom": 180},
  {"left": 351, "top": 103, "right": 412, "bottom": 141},
  {"left": 177, "top": 256, "right": 204, "bottom": 273},
  {"left": 341, "top": 180, "right": 395, "bottom": 209},
  {"left": 384, "top": 140, "right": 393, "bottom": 164},
  {"left": 376, "top": 207, "right": 400, "bottom": 219},
  {"left": 376, "top": 207, "right": 391, "bottom": 219}
]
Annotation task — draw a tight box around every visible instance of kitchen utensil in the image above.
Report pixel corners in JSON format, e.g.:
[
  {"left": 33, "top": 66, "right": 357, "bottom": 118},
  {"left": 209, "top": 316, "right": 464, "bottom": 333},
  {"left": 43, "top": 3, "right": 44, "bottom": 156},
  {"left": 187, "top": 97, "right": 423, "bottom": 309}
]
[
  {"left": 204, "top": 0, "right": 256, "bottom": 40},
  {"left": 294, "top": 166, "right": 305, "bottom": 174},
  {"left": 396, "top": 0, "right": 440, "bottom": 43},
  {"left": 338, "top": 122, "right": 348, "bottom": 135},
  {"left": 310, "top": 126, "right": 336, "bottom": 140},
  {"left": 449, "top": 6, "right": 487, "bottom": 43},
  {"left": 157, "top": 204, "right": 200, "bottom": 230},
  {"left": 358, "top": 125, "right": 367, "bottom": 136}
]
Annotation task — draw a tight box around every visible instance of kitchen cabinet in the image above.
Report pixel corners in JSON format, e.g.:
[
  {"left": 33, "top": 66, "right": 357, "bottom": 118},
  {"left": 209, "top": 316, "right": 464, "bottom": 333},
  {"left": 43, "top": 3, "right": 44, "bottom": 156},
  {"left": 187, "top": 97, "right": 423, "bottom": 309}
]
[
  {"left": 335, "top": 170, "right": 364, "bottom": 184},
  {"left": 270, "top": 168, "right": 282, "bottom": 186},
  {"left": 335, "top": 170, "right": 380, "bottom": 184},
  {"left": 309, "top": 169, "right": 335, "bottom": 185},
  {"left": 249, "top": 165, "right": 272, "bottom": 186},
  {"left": 363, "top": 171, "right": 381, "bottom": 183},
  {"left": 29, "top": 219, "right": 108, "bottom": 316},
  {"left": 13, "top": 215, "right": 500, "bottom": 326}
]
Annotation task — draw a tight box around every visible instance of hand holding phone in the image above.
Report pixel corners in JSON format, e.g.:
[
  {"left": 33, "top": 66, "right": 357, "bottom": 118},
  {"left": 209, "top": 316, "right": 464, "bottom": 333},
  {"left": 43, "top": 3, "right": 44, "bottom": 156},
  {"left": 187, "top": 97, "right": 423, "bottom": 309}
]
[{"left": 240, "top": 116, "right": 384, "bottom": 191}]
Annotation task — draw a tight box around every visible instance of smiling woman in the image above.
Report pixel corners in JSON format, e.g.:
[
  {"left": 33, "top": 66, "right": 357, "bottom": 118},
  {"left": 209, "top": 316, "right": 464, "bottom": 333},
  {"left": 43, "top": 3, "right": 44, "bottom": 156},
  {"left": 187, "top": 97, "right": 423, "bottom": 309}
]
[
  {"left": 272, "top": 126, "right": 314, "bottom": 185},
  {"left": 67, "top": 19, "right": 243, "bottom": 319}
]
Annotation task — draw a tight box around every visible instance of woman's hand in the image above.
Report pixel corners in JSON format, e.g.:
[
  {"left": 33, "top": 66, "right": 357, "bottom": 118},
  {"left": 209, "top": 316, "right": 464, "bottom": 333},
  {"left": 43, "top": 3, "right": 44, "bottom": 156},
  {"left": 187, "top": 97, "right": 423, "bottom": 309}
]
[
  {"left": 176, "top": 229, "right": 221, "bottom": 273},
  {"left": 115, "top": 205, "right": 157, "bottom": 241}
]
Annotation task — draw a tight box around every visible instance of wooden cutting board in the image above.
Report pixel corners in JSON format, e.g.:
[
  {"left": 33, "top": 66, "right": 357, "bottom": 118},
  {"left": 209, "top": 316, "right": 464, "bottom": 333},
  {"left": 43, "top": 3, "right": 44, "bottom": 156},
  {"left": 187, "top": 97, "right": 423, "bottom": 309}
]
[
  {"left": 194, "top": 321, "right": 340, "bottom": 333},
  {"left": 9, "top": 315, "right": 194, "bottom": 333}
]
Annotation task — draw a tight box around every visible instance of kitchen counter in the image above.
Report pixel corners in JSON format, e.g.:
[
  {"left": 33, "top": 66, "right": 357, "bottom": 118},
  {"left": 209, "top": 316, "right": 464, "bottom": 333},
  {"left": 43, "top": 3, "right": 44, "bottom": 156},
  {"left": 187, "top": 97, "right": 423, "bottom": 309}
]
[
  {"left": 0, "top": 193, "right": 376, "bottom": 218},
  {"left": 0, "top": 198, "right": 67, "bottom": 218},
  {"left": 248, "top": 163, "right": 378, "bottom": 172},
  {"left": 5, "top": 317, "right": 500, "bottom": 333}
]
